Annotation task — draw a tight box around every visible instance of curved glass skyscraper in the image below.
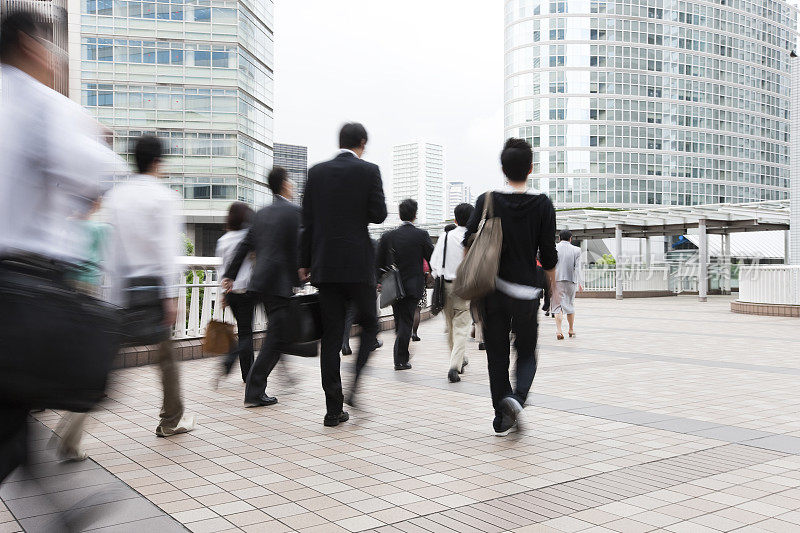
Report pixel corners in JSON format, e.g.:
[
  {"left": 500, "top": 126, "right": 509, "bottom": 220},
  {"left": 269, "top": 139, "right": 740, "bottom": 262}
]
[{"left": 504, "top": 0, "right": 796, "bottom": 207}]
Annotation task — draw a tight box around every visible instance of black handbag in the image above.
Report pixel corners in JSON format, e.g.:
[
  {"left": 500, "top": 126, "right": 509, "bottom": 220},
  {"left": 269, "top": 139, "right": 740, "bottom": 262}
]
[
  {"left": 120, "top": 276, "right": 170, "bottom": 346},
  {"left": 379, "top": 243, "right": 406, "bottom": 309},
  {"left": 0, "top": 261, "right": 121, "bottom": 412},
  {"left": 282, "top": 291, "right": 322, "bottom": 357},
  {"left": 431, "top": 228, "right": 452, "bottom": 316}
]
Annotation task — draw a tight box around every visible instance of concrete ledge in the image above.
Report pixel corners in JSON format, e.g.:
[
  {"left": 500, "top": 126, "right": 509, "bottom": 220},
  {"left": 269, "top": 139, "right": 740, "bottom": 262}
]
[
  {"left": 578, "top": 291, "right": 675, "bottom": 299},
  {"left": 731, "top": 300, "right": 800, "bottom": 318},
  {"left": 114, "top": 307, "right": 432, "bottom": 369}
]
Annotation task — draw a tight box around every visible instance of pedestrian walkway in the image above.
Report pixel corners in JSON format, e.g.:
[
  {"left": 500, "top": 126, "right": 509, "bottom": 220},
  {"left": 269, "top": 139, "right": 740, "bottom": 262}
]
[{"left": 3, "top": 296, "right": 800, "bottom": 532}]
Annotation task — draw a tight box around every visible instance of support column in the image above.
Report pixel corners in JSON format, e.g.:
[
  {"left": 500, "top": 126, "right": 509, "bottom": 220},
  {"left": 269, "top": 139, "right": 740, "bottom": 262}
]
[
  {"left": 645, "top": 236, "right": 652, "bottom": 267},
  {"left": 615, "top": 225, "right": 623, "bottom": 300},
  {"left": 721, "top": 233, "right": 731, "bottom": 294},
  {"left": 785, "top": 230, "right": 791, "bottom": 265},
  {"left": 698, "top": 218, "right": 708, "bottom": 302}
]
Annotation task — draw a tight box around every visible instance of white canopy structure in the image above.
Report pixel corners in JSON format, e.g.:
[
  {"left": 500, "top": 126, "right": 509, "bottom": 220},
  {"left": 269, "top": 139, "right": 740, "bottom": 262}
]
[{"left": 558, "top": 200, "right": 790, "bottom": 301}]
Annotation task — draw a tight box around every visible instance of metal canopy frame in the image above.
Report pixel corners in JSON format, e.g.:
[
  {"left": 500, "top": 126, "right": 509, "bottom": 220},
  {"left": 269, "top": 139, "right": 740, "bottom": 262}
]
[{"left": 559, "top": 200, "right": 789, "bottom": 239}]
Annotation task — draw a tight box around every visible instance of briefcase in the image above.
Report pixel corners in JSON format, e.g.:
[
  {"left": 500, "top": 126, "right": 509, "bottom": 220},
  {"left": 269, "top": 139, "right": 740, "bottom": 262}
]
[
  {"left": 120, "top": 276, "right": 170, "bottom": 346},
  {"left": 282, "top": 291, "right": 322, "bottom": 357},
  {"left": 379, "top": 265, "right": 405, "bottom": 308}
]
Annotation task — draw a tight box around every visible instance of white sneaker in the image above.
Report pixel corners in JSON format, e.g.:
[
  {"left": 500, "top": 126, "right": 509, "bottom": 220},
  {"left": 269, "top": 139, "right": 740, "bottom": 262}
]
[
  {"left": 58, "top": 447, "right": 89, "bottom": 462},
  {"left": 156, "top": 414, "right": 197, "bottom": 437}
]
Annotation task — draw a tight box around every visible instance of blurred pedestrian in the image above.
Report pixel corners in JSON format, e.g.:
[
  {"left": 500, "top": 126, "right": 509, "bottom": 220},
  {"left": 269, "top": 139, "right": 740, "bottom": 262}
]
[
  {"left": 376, "top": 199, "right": 434, "bottom": 371},
  {"left": 299, "top": 123, "right": 387, "bottom": 426},
  {"left": 222, "top": 167, "right": 301, "bottom": 408},
  {"left": 464, "top": 139, "right": 558, "bottom": 436},
  {"left": 105, "top": 135, "right": 197, "bottom": 437},
  {"left": 0, "top": 9, "right": 127, "bottom": 481},
  {"left": 553, "top": 230, "right": 583, "bottom": 339},
  {"left": 216, "top": 202, "right": 256, "bottom": 383},
  {"left": 411, "top": 259, "right": 431, "bottom": 342},
  {"left": 431, "top": 203, "right": 474, "bottom": 383},
  {"left": 342, "top": 238, "right": 383, "bottom": 356}
]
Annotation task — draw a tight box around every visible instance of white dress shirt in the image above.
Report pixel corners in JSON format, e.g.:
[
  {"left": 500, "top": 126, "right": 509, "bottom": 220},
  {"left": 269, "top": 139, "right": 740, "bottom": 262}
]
[
  {"left": 0, "top": 65, "right": 128, "bottom": 264},
  {"left": 431, "top": 226, "right": 467, "bottom": 281},
  {"left": 216, "top": 229, "right": 253, "bottom": 292},
  {"left": 338, "top": 148, "right": 359, "bottom": 158},
  {"left": 103, "top": 174, "right": 183, "bottom": 301}
]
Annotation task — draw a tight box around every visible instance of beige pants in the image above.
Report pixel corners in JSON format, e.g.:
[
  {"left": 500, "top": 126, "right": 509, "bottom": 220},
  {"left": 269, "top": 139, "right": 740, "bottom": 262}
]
[
  {"left": 157, "top": 340, "right": 185, "bottom": 429},
  {"left": 444, "top": 283, "right": 472, "bottom": 371},
  {"left": 55, "top": 412, "right": 88, "bottom": 456}
]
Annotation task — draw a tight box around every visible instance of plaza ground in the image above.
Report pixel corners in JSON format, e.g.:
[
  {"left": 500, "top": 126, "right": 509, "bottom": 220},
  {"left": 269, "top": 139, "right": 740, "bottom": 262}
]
[{"left": 2, "top": 296, "right": 800, "bottom": 532}]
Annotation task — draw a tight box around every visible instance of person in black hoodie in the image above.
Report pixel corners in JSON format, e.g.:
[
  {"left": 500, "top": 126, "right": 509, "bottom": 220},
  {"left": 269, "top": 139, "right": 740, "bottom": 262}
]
[{"left": 464, "top": 138, "right": 558, "bottom": 436}]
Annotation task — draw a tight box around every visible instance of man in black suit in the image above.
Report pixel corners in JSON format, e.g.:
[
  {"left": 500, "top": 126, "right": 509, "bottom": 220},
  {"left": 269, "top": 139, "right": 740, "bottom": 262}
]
[
  {"left": 299, "top": 123, "right": 387, "bottom": 427},
  {"left": 376, "top": 199, "right": 434, "bottom": 371},
  {"left": 222, "top": 167, "right": 300, "bottom": 408}
]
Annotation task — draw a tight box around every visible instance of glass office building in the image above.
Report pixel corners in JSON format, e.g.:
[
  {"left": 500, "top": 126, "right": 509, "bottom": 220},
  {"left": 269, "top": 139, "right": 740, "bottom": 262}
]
[
  {"left": 274, "top": 142, "right": 308, "bottom": 205},
  {"left": 68, "top": 0, "right": 274, "bottom": 254},
  {"left": 504, "top": 0, "right": 796, "bottom": 207},
  {"left": 392, "top": 142, "right": 446, "bottom": 225}
]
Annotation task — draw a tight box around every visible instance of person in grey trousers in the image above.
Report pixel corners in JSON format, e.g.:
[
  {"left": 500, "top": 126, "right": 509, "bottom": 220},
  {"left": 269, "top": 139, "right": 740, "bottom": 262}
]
[{"left": 553, "top": 229, "right": 583, "bottom": 339}]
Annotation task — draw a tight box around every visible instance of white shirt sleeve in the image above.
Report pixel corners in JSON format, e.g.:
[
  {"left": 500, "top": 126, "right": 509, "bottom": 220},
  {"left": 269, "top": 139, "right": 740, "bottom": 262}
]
[
  {"left": 430, "top": 231, "right": 445, "bottom": 278},
  {"left": 159, "top": 191, "right": 183, "bottom": 299}
]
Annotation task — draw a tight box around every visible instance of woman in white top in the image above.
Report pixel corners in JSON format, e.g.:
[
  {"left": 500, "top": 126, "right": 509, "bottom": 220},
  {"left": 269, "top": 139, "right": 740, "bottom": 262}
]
[{"left": 216, "top": 202, "right": 256, "bottom": 382}]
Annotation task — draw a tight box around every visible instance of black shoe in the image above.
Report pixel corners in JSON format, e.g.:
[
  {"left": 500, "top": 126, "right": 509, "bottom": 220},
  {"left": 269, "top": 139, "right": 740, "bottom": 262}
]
[
  {"left": 344, "top": 395, "right": 355, "bottom": 408},
  {"left": 448, "top": 369, "right": 461, "bottom": 383},
  {"left": 478, "top": 342, "right": 486, "bottom": 351},
  {"left": 372, "top": 339, "right": 384, "bottom": 350},
  {"left": 323, "top": 411, "right": 350, "bottom": 427},
  {"left": 493, "top": 414, "right": 517, "bottom": 437},
  {"left": 394, "top": 363, "right": 412, "bottom": 371},
  {"left": 342, "top": 346, "right": 352, "bottom": 356},
  {"left": 499, "top": 396, "right": 523, "bottom": 430},
  {"left": 544, "top": 311, "right": 550, "bottom": 317},
  {"left": 244, "top": 394, "right": 277, "bottom": 408},
  {"left": 460, "top": 360, "right": 469, "bottom": 374},
  {"left": 411, "top": 335, "right": 421, "bottom": 342}
]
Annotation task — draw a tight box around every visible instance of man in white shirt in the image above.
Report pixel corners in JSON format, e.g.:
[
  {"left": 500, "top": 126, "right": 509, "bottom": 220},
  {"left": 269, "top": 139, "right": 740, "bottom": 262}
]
[
  {"left": 104, "top": 135, "right": 196, "bottom": 437},
  {"left": 431, "top": 203, "right": 475, "bottom": 383}
]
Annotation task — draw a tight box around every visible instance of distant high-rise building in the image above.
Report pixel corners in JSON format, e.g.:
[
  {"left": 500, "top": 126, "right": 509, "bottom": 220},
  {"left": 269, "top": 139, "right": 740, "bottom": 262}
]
[
  {"left": 447, "top": 181, "right": 472, "bottom": 219},
  {"left": 791, "top": 52, "right": 800, "bottom": 265},
  {"left": 392, "top": 142, "right": 445, "bottom": 225},
  {"left": 505, "top": 0, "right": 797, "bottom": 208},
  {"left": 69, "top": 0, "right": 275, "bottom": 255},
  {"left": 274, "top": 143, "right": 307, "bottom": 205}
]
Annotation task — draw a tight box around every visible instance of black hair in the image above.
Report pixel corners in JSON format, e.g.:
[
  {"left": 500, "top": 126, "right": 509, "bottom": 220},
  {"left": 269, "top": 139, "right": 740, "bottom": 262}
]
[
  {"left": 500, "top": 138, "right": 533, "bottom": 182},
  {"left": 0, "top": 10, "right": 41, "bottom": 64},
  {"left": 339, "top": 122, "right": 368, "bottom": 150},
  {"left": 444, "top": 223, "right": 457, "bottom": 233},
  {"left": 560, "top": 229, "right": 573, "bottom": 241},
  {"left": 226, "top": 202, "right": 254, "bottom": 231},
  {"left": 454, "top": 203, "right": 474, "bottom": 227},
  {"left": 134, "top": 135, "right": 163, "bottom": 175},
  {"left": 399, "top": 199, "right": 418, "bottom": 222},
  {"left": 268, "top": 166, "right": 288, "bottom": 196}
]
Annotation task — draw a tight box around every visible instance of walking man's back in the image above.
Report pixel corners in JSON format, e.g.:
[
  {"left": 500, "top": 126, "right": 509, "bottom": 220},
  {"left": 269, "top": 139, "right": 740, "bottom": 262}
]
[{"left": 299, "top": 123, "right": 387, "bottom": 426}]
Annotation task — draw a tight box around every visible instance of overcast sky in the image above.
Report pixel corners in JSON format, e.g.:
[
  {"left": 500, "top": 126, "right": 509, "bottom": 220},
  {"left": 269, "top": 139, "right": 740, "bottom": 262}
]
[{"left": 273, "top": 1, "right": 505, "bottom": 202}]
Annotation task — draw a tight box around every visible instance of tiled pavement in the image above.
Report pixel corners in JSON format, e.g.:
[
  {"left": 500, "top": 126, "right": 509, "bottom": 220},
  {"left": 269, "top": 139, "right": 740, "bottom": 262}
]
[{"left": 3, "top": 295, "right": 800, "bottom": 532}]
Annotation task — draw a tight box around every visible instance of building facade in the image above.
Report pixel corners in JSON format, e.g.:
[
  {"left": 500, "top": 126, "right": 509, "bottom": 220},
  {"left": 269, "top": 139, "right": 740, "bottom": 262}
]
[
  {"left": 273, "top": 142, "right": 307, "bottom": 205},
  {"left": 791, "top": 52, "right": 800, "bottom": 265},
  {"left": 69, "top": 0, "right": 274, "bottom": 255},
  {"left": 392, "top": 142, "right": 446, "bottom": 225},
  {"left": 447, "top": 181, "right": 472, "bottom": 219},
  {"left": 504, "top": 0, "right": 797, "bottom": 208}
]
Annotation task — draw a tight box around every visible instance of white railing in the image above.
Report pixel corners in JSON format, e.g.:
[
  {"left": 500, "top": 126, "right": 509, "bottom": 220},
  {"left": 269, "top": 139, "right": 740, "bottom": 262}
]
[
  {"left": 738, "top": 265, "right": 800, "bottom": 306},
  {"left": 173, "top": 257, "right": 409, "bottom": 340},
  {"left": 583, "top": 266, "right": 670, "bottom": 293}
]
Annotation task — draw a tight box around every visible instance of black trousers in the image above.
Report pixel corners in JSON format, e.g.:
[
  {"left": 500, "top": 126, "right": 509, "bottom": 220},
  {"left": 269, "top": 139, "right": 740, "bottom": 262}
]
[
  {"left": 317, "top": 283, "right": 378, "bottom": 416},
  {"left": 342, "top": 302, "right": 357, "bottom": 351},
  {"left": 225, "top": 292, "right": 256, "bottom": 382},
  {"left": 0, "top": 407, "right": 27, "bottom": 483},
  {"left": 542, "top": 284, "right": 551, "bottom": 313},
  {"left": 482, "top": 291, "right": 539, "bottom": 415},
  {"left": 391, "top": 296, "right": 419, "bottom": 366},
  {"left": 244, "top": 295, "right": 289, "bottom": 403}
]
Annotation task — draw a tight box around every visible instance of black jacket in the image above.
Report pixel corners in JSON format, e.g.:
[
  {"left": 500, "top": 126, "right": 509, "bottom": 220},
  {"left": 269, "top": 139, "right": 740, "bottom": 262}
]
[
  {"left": 300, "top": 152, "right": 388, "bottom": 285},
  {"left": 225, "top": 196, "right": 301, "bottom": 298},
  {"left": 464, "top": 191, "right": 557, "bottom": 288},
  {"left": 376, "top": 223, "right": 434, "bottom": 300}
]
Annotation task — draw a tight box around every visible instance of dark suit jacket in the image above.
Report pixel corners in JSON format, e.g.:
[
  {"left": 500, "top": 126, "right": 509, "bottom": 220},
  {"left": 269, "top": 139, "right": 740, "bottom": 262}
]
[
  {"left": 300, "top": 151, "right": 387, "bottom": 285},
  {"left": 376, "top": 223, "right": 434, "bottom": 300},
  {"left": 225, "top": 196, "right": 301, "bottom": 298}
]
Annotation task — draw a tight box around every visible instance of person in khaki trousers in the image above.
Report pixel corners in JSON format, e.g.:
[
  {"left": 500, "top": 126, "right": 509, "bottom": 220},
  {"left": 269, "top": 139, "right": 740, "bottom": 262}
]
[{"left": 431, "top": 203, "right": 475, "bottom": 383}]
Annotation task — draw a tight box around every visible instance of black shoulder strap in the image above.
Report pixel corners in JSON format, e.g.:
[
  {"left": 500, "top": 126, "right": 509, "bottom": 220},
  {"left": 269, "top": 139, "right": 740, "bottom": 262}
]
[{"left": 441, "top": 228, "right": 452, "bottom": 269}]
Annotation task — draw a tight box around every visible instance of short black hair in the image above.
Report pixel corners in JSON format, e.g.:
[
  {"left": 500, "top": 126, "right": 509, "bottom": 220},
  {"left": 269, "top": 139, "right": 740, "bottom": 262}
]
[
  {"left": 560, "top": 229, "right": 573, "bottom": 241},
  {"left": 339, "top": 123, "right": 368, "bottom": 150},
  {"left": 1, "top": 10, "right": 41, "bottom": 64},
  {"left": 398, "top": 199, "right": 418, "bottom": 222},
  {"left": 268, "top": 166, "right": 288, "bottom": 196},
  {"left": 500, "top": 138, "right": 533, "bottom": 182},
  {"left": 134, "top": 135, "right": 163, "bottom": 175},
  {"left": 226, "top": 202, "right": 254, "bottom": 231},
  {"left": 444, "top": 223, "right": 457, "bottom": 233},
  {"left": 454, "top": 203, "right": 474, "bottom": 227}
]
